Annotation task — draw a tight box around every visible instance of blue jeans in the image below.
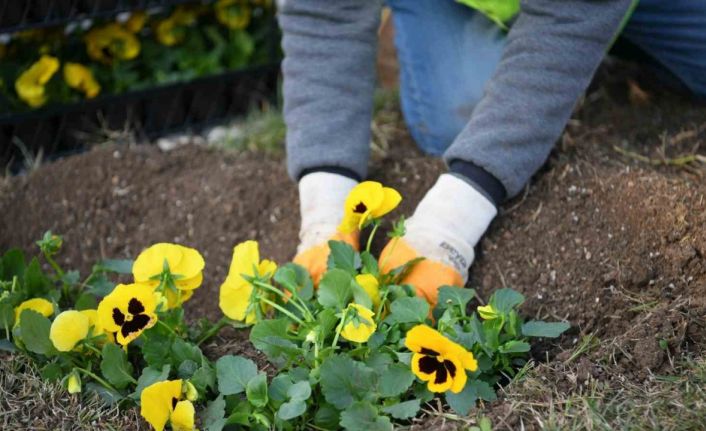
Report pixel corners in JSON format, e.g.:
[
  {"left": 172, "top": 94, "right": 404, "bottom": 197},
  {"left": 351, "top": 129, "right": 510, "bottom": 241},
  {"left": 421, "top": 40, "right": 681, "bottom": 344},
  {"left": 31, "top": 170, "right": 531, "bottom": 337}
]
[{"left": 386, "top": 0, "right": 706, "bottom": 155}]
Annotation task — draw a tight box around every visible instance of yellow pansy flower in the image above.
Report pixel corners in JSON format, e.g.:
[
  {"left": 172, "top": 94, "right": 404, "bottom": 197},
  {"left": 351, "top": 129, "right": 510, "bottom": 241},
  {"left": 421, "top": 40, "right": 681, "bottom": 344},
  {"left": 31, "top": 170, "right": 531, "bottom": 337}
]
[
  {"left": 218, "top": 240, "right": 276, "bottom": 324},
  {"left": 85, "top": 24, "right": 140, "bottom": 64},
  {"left": 132, "top": 243, "right": 205, "bottom": 308},
  {"left": 125, "top": 11, "right": 148, "bottom": 33},
  {"left": 338, "top": 181, "right": 402, "bottom": 233},
  {"left": 405, "top": 324, "right": 478, "bottom": 393},
  {"left": 154, "top": 6, "right": 198, "bottom": 46},
  {"left": 340, "top": 303, "right": 376, "bottom": 343},
  {"left": 477, "top": 304, "right": 499, "bottom": 320},
  {"left": 64, "top": 63, "right": 100, "bottom": 99},
  {"left": 215, "top": 0, "right": 251, "bottom": 30},
  {"left": 97, "top": 283, "right": 157, "bottom": 345},
  {"left": 67, "top": 371, "right": 81, "bottom": 394},
  {"left": 49, "top": 310, "right": 90, "bottom": 352},
  {"left": 141, "top": 379, "right": 195, "bottom": 431},
  {"left": 355, "top": 274, "right": 381, "bottom": 309},
  {"left": 14, "top": 297, "right": 54, "bottom": 324},
  {"left": 15, "top": 55, "right": 60, "bottom": 108},
  {"left": 80, "top": 309, "right": 115, "bottom": 344}
]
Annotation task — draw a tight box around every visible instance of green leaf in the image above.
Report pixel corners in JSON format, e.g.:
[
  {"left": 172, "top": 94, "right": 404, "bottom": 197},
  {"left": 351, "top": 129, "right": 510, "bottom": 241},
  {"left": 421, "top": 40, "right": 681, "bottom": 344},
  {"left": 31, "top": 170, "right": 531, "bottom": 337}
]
[
  {"left": 216, "top": 355, "right": 258, "bottom": 395},
  {"left": 278, "top": 399, "right": 307, "bottom": 420},
  {"left": 314, "top": 403, "right": 340, "bottom": 429},
  {"left": 246, "top": 372, "right": 268, "bottom": 408},
  {"left": 74, "top": 292, "right": 97, "bottom": 310},
  {"left": 85, "top": 273, "right": 115, "bottom": 298},
  {"left": 0, "top": 300, "right": 15, "bottom": 330},
  {"left": 225, "top": 400, "right": 252, "bottom": 426},
  {"left": 320, "top": 355, "right": 375, "bottom": 409},
  {"left": 381, "top": 399, "right": 421, "bottom": 419},
  {"left": 378, "top": 363, "right": 415, "bottom": 398},
  {"left": 98, "top": 259, "right": 134, "bottom": 274},
  {"left": 351, "top": 283, "right": 373, "bottom": 310},
  {"left": 40, "top": 362, "right": 62, "bottom": 381},
  {"left": 386, "top": 297, "right": 429, "bottom": 324},
  {"left": 101, "top": 343, "right": 135, "bottom": 389},
  {"left": 249, "top": 318, "right": 301, "bottom": 364},
  {"left": 24, "top": 258, "right": 51, "bottom": 296},
  {"left": 446, "top": 379, "right": 497, "bottom": 416},
  {"left": 522, "top": 321, "right": 571, "bottom": 338},
  {"left": 317, "top": 269, "right": 355, "bottom": 310},
  {"left": 498, "top": 340, "right": 531, "bottom": 353},
  {"left": 1, "top": 249, "right": 25, "bottom": 281},
  {"left": 201, "top": 394, "right": 226, "bottom": 431},
  {"left": 340, "top": 401, "right": 393, "bottom": 431},
  {"left": 269, "top": 374, "right": 293, "bottom": 404},
  {"left": 132, "top": 365, "right": 171, "bottom": 399},
  {"left": 191, "top": 364, "right": 216, "bottom": 394},
  {"left": 490, "top": 288, "right": 525, "bottom": 313},
  {"left": 141, "top": 332, "right": 173, "bottom": 369},
  {"left": 360, "top": 251, "right": 379, "bottom": 277},
  {"left": 274, "top": 263, "right": 313, "bottom": 300},
  {"left": 19, "top": 309, "right": 53, "bottom": 355},
  {"left": 171, "top": 339, "right": 204, "bottom": 366},
  {"left": 288, "top": 380, "right": 312, "bottom": 401},
  {"left": 86, "top": 382, "right": 123, "bottom": 404},
  {"left": 0, "top": 339, "right": 17, "bottom": 352},
  {"left": 437, "top": 286, "right": 476, "bottom": 311},
  {"left": 178, "top": 360, "right": 199, "bottom": 378},
  {"left": 327, "top": 240, "right": 360, "bottom": 275}
]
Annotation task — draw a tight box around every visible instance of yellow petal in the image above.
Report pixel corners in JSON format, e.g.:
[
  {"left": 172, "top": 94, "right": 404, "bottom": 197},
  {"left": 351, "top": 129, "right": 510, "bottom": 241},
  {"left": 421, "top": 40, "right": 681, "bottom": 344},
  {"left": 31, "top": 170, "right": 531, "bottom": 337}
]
[
  {"left": 67, "top": 373, "right": 82, "bottom": 394},
  {"left": 175, "top": 273, "right": 203, "bottom": 291},
  {"left": 448, "top": 357, "right": 469, "bottom": 394},
  {"left": 355, "top": 274, "right": 381, "bottom": 308},
  {"left": 371, "top": 186, "right": 402, "bottom": 218},
  {"left": 133, "top": 243, "right": 184, "bottom": 283},
  {"left": 337, "top": 212, "right": 362, "bottom": 234},
  {"left": 141, "top": 380, "right": 183, "bottom": 431},
  {"left": 14, "top": 298, "right": 54, "bottom": 322},
  {"left": 171, "top": 400, "right": 195, "bottom": 431},
  {"left": 171, "top": 246, "right": 205, "bottom": 281},
  {"left": 228, "top": 240, "right": 260, "bottom": 281},
  {"left": 218, "top": 276, "right": 253, "bottom": 321},
  {"left": 258, "top": 259, "right": 277, "bottom": 279},
  {"left": 97, "top": 283, "right": 158, "bottom": 345},
  {"left": 50, "top": 310, "right": 90, "bottom": 352},
  {"left": 343, "top": 181, "right": 384, "bottom": 218}
]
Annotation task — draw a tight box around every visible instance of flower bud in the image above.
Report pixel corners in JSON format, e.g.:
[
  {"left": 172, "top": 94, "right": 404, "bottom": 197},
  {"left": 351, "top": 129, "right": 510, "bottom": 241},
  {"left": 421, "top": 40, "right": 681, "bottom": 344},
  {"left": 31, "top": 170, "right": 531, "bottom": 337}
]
[
  {"left": 184, "top": 381, "right": 198, "bottom": 401},
  {"left": 67, "top": 372, "right": 82, "bottom": 394}
]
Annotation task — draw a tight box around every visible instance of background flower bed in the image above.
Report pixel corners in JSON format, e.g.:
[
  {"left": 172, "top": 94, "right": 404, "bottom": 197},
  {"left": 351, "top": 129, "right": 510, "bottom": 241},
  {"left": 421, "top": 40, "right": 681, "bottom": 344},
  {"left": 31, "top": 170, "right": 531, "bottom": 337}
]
[
  {"left": 0, "top": 0, "right": 280, "bottom": 171},
  {"left": 1, "top": 67, "right": 705, "bottom": 428}
]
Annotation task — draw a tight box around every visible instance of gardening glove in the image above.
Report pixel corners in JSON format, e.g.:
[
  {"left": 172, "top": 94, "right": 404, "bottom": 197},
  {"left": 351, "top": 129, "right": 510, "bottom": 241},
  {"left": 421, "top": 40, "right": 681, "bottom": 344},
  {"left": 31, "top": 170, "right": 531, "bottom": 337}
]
[
  {"left": 293, "top": 172, "right": 359, "bottom": 285},
  {"left": 380, "top": 173, "right": 497, "bottom": 306}
]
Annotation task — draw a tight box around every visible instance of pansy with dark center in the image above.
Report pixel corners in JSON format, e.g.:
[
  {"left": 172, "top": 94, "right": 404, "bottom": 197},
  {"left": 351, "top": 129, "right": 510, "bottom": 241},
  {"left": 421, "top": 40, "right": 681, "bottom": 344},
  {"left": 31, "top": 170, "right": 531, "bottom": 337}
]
[
  {"left": 417, "top": 348, "right": 457, "bottom": 385},
  {"left": 353, "top": 202, "right": 367, "bottom": 214},
  {"left": 112, "top": 298, "right": 152, "bottom": 339},
  {"left": 97, "top": 283, "right": 158, "bottom": 346}
]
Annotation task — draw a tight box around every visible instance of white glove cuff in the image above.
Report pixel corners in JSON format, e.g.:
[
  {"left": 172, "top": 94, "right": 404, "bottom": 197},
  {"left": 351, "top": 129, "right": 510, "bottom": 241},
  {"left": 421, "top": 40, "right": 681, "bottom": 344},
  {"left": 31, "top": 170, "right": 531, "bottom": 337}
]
[
  {"left": 403, "top": 173, "right": 497, "bottom": 282},
  {"left": 297, "top": 172, "right": 358, "bottom": 253}
]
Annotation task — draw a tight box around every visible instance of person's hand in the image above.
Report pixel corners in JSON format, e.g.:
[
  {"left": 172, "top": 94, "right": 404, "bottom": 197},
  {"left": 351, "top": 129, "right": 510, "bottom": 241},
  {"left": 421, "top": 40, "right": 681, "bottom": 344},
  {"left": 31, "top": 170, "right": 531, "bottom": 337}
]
[
  {"left": 293, "top": 171, "right": 359, "bottom": 285},
  {"left": 379, "top": 173, "right": 497, "bottom": 306},
  {"left": 294, "top": 231, "right": 358, "bottom": 285}
]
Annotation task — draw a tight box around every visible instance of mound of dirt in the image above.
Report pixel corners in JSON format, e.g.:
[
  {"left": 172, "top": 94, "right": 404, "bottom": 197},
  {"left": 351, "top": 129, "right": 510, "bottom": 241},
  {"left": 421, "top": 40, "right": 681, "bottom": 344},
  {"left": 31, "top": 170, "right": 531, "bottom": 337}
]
[{"left": 1, "top": 78, "right": 705, "bottom": 429}]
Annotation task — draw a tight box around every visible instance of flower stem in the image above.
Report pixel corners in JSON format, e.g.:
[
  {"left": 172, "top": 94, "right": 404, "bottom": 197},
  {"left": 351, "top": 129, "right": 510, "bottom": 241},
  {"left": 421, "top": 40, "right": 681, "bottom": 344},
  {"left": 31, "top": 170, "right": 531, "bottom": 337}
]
[
  {"left": 156, "top": 320, "right": 178, "bottom": 337},
  {"left": 365, "top": 220, "right": 381, "bottom": 254},
  {"left": 378, "top": 236, "right": 399, "bottom": 274},
  {"left": 259, "top": 297, "right": 304, "bottom": 325},
  {"left": 43, "top": 252, "right": 65, "bottom": 279},
  {"left": 330, "top": 308, "right": 351, "bottom": 351},
  {"left": 252, "top": 280, "right": 313, "bottom": 322},
  {"left": 196, "top": 317, "right": 247, "bottom": 346},
  {"left": 76, "top": 367, "right": 119, "bottom": 393},
  {"left": 85, "top": 343, "right": 102, "bottom": 356}
]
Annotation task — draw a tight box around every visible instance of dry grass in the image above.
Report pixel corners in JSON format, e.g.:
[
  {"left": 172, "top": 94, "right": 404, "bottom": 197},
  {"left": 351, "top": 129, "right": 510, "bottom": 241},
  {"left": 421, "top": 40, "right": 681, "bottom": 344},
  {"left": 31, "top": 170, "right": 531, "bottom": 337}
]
[{"left": 0, "top": 354, "right": 144, "bottom": 431}]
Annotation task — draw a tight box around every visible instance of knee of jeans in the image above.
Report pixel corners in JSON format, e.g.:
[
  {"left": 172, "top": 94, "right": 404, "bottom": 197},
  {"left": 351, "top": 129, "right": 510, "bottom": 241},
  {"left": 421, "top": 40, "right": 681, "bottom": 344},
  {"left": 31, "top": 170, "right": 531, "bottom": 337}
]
[{"left": 405, "top": 96, "right": 479, "bottom": 156}]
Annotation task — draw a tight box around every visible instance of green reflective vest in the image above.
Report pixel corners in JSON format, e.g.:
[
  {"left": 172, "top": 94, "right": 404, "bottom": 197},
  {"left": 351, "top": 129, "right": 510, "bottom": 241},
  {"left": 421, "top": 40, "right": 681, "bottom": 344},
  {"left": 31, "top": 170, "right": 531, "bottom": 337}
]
[{"left": 457, "top": 0, "right": 639, "bottom": 34}]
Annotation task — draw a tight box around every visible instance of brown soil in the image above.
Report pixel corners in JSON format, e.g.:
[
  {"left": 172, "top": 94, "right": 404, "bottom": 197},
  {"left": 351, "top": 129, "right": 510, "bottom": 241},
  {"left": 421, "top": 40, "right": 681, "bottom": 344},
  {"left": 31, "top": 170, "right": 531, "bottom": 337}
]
[{"left": 1, "top": 73, "right": 705, "bottom": 429}]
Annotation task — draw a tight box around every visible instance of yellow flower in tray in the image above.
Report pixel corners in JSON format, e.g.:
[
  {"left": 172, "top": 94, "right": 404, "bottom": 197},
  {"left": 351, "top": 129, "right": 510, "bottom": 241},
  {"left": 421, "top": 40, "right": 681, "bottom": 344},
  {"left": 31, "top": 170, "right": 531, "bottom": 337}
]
[
  {"left": 124, "top": 11, "right": 148, "bottom": 33},
  {"left": 340, "top": 303, "right": 376, "bottom": 343},
  {"left": 133, "top": 243, "right": 205, "bottom": 308},
  {"left": 215, "top": 0, "right": 251, "bottom": 30},
  {"left": 97, "top": 283, "right": 157, "bottom": 345},
  {"left": 338, "top": 181, "right": 402, "bottom": 233},
  {"left": 141, "top": 379, "right": 195, "bottom": 431},
  {"left": 155, "top": 6, "right": 198, "bottom": 46},
  {"left": 219, "top": 240, "right": 276, "bottom": 324},
  {"left": 405, "top": 324, "right": 478, "bottom": 393},
  {"left": 85, "top": 23, "right": 140, "bottom": 64},
  {"left": 14, "top": 55, "right": 60, "bottom": 108},
  {"left": 14, "top": 297, "right": 54, "bottom": 324},
  {"left": 64, "top": 63, "right": 100, "bottom": 99}
]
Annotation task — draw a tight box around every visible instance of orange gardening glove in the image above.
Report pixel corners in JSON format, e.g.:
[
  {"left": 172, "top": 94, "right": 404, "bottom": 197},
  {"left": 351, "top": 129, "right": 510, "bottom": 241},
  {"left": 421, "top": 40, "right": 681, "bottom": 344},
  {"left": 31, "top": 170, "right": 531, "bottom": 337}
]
[
  {"left": 294, "top": 230, "right": 359, "bottom": 286},
  {"left": 379, "top": 237, "right": 463, "bottom": 307}
]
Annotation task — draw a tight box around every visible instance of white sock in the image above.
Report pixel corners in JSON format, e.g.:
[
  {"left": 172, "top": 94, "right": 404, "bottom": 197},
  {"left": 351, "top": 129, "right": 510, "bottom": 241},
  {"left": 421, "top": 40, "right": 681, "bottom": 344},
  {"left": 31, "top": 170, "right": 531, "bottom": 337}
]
[
  {"left": 404, "top": 173, "right": 497, "bottom": 282},
  {"left": 297, "top": 172, "right": 358, "bottom": 253}
]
